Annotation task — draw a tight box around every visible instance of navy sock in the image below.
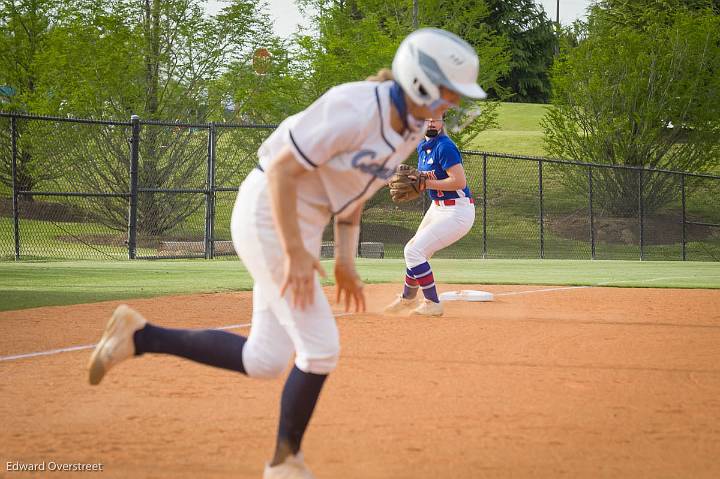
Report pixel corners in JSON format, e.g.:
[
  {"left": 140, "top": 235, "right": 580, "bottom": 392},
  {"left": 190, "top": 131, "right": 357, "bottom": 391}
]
[
  {"left": 272, "top": 366, "right": 328, "bottom": 465},
  {"left": 133, "top": 324, "right": 247, "bottom": 374},
  {"left": 410, "top": 262, "right": 440, "bottom": 303}
]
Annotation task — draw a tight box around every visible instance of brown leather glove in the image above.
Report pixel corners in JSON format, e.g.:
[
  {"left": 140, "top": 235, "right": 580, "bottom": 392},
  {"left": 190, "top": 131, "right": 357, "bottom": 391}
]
[{"left": 388, "top": 164, "right": 426, "bottom": 203}]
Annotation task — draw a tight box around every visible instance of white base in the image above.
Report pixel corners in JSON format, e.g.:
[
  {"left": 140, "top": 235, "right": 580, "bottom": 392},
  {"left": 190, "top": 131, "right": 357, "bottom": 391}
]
[{"left": 439, "top": 290, "right": 494, "bottom": 302}]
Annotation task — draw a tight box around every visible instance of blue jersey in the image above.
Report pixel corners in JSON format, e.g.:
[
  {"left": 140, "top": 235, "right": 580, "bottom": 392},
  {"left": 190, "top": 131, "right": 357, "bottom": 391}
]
[{"left": 417, "top": 134, "right": 472, "bottom": 200}]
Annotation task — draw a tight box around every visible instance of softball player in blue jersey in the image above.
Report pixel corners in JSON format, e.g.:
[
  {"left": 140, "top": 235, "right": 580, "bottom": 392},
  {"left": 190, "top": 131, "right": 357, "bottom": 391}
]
[
  {"left": 385, "top": 116, "right": 475, "bottom": 317},
  {"left": 87, "top": 28, "right": 486, "bottom": 479}
]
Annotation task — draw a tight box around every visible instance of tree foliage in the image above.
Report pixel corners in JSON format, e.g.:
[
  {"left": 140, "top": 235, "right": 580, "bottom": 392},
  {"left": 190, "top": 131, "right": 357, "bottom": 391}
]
[
  {"left": 0, "top": 0, "right": 63, "bottom": 195},
  {"left": 1, "top": 0, "right": 283, "bottom": 235},
  {"left": 542, "top": 2, "right": 720, "bottom": 216},
  {"left": 295, "top": 0, "right": 510, "bottom": 148},
  {"left": 32, "top": 0, "right": 277, "bottom": 121},
  {"left": 482, "top": 0, "right": 557, "bottom": 103}
]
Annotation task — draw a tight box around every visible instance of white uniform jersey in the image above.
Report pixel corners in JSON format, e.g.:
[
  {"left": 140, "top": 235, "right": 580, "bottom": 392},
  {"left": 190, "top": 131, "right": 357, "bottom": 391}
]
[{"left": 257, "top": 80, "right": 423, "bottom": 223}]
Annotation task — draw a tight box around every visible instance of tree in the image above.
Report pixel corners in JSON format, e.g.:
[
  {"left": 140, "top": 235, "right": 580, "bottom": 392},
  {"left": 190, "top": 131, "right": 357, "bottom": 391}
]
[
  {"left": 294, "top": 0, "right": 403, "bottom": 98},
  {"left": 542, "top": 3, "right": 720, "bottom": 217},
  {"left": 24, "top": 0, "right": 279, "bottom": 236},
  {"left": 419, "top": 0, "right": 508, "bottom": 147},
  {"left": 482, "top": 0, "right": 557, "bottom": 103},
  {"left": 294, "top": 0, "right": 510, "bottom": 148},
  {"left": 0, "top": 0, "right": 63, "bottom": 198}
]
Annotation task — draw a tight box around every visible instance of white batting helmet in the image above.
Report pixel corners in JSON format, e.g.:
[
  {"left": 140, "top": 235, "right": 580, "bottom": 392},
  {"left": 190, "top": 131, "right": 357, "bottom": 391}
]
[{"left": 392, "top": 28, "right": 487, "bottom": 107}]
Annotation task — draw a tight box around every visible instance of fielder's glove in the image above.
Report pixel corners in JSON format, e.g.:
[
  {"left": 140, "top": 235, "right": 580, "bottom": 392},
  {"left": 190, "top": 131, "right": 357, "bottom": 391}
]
[{"left": 388, "top": 164, "right": 426, "bottom": 203}]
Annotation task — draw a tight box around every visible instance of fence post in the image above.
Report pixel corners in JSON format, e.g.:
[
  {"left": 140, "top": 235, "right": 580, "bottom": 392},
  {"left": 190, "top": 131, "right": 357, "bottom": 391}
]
[
  {"left": 681, "top": 174, "right": 686, "bottom": 261},
  {"left": 358, "top": 210, "right": 363, "bottom": 258},
  {"left": 204, "top": 122, "right": 216, "bottom": 259},
  {"left": 11, "top": 115, "right": 20, "bottom": 260},
  {"left": 128, "top": 115, "right": 140, "bottom": 260},
  {"left": 588, "top": 166, "right": 595, "bottom": 260},
  {"left": 482, "top": 154, "right": 487, "bottom": 259},
  {"left": 638, "top": 168, "right": 644, "bottom": 261},
  {"left": 538, "top": 160, "right": 544, "bottom": 259}
]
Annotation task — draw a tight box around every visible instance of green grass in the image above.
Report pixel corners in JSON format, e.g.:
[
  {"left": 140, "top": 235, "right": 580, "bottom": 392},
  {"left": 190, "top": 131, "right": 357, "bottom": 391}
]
[
  {"left": 470, "top": 102, "right": 550, "bottom": 156},
  {"left": 0, "top": 260, "right": 255, "bottom": 311},
  {"left": 2, "top": 259, "right": 719, "bottom": 312},
  {"left": 0, "top": 217, "right": 156, "bottom": 261}
]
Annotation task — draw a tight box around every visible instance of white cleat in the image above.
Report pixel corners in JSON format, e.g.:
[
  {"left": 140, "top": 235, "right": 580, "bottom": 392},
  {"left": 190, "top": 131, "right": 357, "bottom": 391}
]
[
  {"left": 411, "top": 299, "right": 444, "bottom": 317},
  {"left": 383, "top": 294, "right": 420, "bottom": 315},
  {"left": 88, "top": 304, "right": 147, "bottom": 385},
  {"left": 264, "top": 453, "right": 315, "bottom": 479}
]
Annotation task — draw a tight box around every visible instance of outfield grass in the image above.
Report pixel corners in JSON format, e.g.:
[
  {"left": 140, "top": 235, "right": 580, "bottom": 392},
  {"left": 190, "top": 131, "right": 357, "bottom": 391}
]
[{"left": 1, "top": 259, "right": 719, "bottom": 312}]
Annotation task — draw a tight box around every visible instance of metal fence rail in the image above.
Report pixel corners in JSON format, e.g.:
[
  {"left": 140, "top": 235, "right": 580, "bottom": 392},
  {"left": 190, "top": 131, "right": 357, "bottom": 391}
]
[{"left": 1, "top": 112, "right": 719, "bottom": 261}]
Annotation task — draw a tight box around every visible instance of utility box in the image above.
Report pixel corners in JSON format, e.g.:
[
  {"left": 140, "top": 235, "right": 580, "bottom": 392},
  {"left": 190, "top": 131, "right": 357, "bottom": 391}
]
[
  {"left": 320, "top": 241, "right": 335, "bottom": 258},
  {"left": 359, "top": 242, "right": 384, "bottom": 259}
]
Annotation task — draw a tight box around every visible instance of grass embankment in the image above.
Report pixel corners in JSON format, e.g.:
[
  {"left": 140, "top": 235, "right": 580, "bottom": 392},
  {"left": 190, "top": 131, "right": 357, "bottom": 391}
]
[{"left": 469, "top": 102, "right": 549, "bottom": 155}]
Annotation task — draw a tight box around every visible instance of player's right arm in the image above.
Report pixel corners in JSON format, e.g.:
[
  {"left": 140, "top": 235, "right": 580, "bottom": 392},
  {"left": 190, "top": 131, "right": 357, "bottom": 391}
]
[
  {"left": 266, "top": 145, "right": 327, "bottom": 309},
  {"left": 333, "top": 203, "right": 366, "bottom": 313}
]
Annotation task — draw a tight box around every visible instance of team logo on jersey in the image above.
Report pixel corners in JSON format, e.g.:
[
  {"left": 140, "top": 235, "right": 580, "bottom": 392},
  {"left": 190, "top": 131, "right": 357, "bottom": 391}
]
[{"left": 351, "top": 150, "right": 394, "bottom": 179}]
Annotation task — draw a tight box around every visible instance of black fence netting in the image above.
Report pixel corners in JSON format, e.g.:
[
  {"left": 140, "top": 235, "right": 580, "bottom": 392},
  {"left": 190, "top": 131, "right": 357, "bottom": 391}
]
[
  {"left": 591, "top": 167, "right": 642, "bottom": 260},
  {"left": 685, "top": 175, "right": 720, "bottom": 262},
  {"left": 361, "top": 179, "right": 425, "bottom": 259},
  {"left": 1, "top": 114, "right": 13, "bottom": 258},
  {"left": 1, "top": 112, "right": 718, "bottom": 262},
  {"left": 3, "top": 115, "right": 131, "bottom": 260},
  {"left": 641, "top": 170, "right": 684, "bottom": 261},
  {"left": 484, "top": 155, "right": 540, "bottom": 259},
  {"left": 211, "top": 125, "right": 274, "bottom": 258},
  {"left": 542, "top": 162, "right": 592, "bottom": 260}
]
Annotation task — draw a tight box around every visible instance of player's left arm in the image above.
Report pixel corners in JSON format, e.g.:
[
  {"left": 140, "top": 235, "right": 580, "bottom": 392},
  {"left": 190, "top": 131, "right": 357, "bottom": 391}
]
[
  {"left": 333, "top": 203, "right": 366, "bottom": 313},
  {"left": 423, "top": 143, "right": 467, "bottom": 191},
  {"left": 424, "top": 163, "right": 467, "bottom": 191},
  {"left": 425, "top": 163, "right": 467, "bottom": 191},
  {"left": 425, "top": 142, "right": 467, "bottom": 191}
]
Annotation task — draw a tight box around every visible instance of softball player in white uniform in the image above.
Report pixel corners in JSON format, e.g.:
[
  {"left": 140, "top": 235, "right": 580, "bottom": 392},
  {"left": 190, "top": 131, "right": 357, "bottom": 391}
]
[
  {"left": 87, "top": 28, "right": 486, "bottom": 479},
  {"left": 385, "top": 117, "right": 475, "bottom": 317}
]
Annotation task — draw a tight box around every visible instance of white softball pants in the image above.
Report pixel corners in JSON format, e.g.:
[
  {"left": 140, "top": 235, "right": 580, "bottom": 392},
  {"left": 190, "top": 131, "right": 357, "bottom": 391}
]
[
  {"left": 230, "top": 169, "right": 339, "bottom": 378},
  {"left": 404, "top": 198, "right": 476, "bottom": 268}
]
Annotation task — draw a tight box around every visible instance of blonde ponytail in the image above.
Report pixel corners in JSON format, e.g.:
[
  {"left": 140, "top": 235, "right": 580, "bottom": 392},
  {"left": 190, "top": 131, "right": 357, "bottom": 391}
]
[{"left": 366, "top": 68, "right": 394, "bottom": 82}]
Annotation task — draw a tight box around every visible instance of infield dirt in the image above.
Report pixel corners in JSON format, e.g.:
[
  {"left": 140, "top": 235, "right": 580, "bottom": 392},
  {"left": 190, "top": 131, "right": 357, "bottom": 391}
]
[{"left": 1, "top": 284, "right": 719, "bottom": 478}]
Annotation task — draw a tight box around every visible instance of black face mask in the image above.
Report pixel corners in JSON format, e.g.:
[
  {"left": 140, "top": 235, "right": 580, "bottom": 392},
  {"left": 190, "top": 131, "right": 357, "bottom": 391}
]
[{"left": 425, "top": 128, "right": 439, "bottom": 138}]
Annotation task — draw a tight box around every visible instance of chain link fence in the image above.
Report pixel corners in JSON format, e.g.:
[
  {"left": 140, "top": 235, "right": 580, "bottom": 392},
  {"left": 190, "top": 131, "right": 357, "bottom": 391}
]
[{"left": 2, "top": 112, "right": 719, "bottom": 262}]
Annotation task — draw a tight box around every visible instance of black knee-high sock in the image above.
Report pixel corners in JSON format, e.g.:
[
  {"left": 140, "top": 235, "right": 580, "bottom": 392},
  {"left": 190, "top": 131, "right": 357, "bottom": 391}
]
[
  {"left": 271, "top": 366, "right": 328, "bottom": 465},
  {"left": 133, "top": 324, "right": 247, "bottom": 374}
]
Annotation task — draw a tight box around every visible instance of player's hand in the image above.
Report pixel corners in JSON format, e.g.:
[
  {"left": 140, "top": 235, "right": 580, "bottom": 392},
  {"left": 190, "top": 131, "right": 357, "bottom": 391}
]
[
  {"left": 281, "top": 247, "right": 327, "bottom": 310},
  {"left": 334, "top": 259, "right": 366, "bottom": 313}
]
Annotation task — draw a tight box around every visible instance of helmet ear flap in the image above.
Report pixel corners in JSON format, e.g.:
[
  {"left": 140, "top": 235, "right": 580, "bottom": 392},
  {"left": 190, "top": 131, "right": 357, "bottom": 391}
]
[{"left": 393, "top": 41, "right": 434, "bottom": 107}]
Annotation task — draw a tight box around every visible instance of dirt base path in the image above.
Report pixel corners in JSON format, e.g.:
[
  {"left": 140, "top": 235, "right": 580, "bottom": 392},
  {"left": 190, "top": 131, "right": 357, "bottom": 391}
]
[{"left": 1, "top": 284, "right": 719, "bottom": 478}]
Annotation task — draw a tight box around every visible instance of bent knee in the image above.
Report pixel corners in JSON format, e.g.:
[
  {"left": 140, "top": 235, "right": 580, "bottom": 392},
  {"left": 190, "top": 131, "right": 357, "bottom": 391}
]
[
  {"left": 242, "top": 347, "right": 291, "bottom": 379},
  {"left": 295, "top": 343, "right": 340, "bottom": 375},
  {"left": 404, "top": 242, "right": 426, "bottom": 267}
]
